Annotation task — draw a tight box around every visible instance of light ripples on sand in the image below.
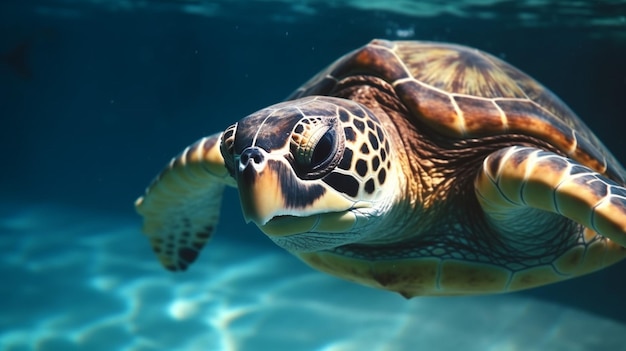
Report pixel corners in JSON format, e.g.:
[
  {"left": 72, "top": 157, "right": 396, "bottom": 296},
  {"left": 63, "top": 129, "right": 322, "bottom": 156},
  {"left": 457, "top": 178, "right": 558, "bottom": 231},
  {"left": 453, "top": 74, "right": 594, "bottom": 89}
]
[{"left": 1, "top": 204, "right": 625, "bottom": 351}]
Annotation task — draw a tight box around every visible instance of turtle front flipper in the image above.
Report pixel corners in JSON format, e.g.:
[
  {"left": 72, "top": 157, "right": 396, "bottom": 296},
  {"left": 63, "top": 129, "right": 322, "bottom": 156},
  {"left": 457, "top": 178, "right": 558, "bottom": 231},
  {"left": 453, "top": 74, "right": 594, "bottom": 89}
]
[
  {"left": 475, "top": 146, "right": 626, "bottom": 276},
  {"left": 135, "top": 132, "right": 236, "bottom": 271}
]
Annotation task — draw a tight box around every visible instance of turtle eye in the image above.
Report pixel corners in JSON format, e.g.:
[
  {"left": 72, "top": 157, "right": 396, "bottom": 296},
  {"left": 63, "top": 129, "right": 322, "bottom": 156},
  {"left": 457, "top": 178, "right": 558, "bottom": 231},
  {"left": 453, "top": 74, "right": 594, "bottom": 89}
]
[
  {"left": 292, "top": 125, "right": 335, "bottom": 171},
  {"left": 310, "top": 130, "right": 335, "bottom": 168},
  {"left": 290, "top": 118, "right": 343, "bottom": 179}
]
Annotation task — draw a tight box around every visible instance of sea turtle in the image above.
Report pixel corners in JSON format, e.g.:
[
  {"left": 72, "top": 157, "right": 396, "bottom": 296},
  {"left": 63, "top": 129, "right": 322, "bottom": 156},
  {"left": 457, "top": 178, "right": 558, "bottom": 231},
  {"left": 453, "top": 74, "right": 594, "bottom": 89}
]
[{"left": 135, "top": 39, "right": 626, "bottom": 297}]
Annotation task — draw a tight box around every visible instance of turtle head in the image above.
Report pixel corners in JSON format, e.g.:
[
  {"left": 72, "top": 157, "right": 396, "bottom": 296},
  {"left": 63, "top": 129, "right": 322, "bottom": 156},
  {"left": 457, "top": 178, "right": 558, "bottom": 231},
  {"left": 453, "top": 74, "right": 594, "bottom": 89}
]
[{"left": 219, "top": 96, "right": 397, "bottom": 252}]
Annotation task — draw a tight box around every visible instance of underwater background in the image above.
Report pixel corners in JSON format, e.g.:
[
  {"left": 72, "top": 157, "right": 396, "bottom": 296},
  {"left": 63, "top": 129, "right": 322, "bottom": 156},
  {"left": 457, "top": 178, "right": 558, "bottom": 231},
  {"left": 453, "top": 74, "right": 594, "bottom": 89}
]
[{"left": 2, "top": 1, "right": 626, "bottom": 350}]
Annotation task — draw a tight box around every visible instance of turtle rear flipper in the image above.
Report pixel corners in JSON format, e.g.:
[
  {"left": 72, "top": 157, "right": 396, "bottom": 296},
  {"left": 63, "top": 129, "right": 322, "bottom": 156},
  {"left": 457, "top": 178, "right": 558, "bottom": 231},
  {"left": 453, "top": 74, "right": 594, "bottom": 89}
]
[
  {"left": 135, "top": 132, "right": 236, "bottom": 271},
  {"left": 475, "top": 146, "right": 626, "bottom": 277}
]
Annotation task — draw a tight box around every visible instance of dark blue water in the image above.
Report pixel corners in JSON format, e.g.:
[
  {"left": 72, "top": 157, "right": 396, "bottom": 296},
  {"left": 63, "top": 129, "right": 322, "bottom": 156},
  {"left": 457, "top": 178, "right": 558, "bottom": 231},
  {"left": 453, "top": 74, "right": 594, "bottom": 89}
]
[{"left": 1, "top": 1, "right": 626, "bottom": 350}]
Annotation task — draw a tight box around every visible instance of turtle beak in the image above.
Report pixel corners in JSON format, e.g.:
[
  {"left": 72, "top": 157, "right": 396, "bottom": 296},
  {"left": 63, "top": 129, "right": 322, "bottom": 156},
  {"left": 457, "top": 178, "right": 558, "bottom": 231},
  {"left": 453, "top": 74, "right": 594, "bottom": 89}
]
[
  {"left": 235, "top": 147, "right": 355, "bottom": 235},
  {"left": 236, "top": 147, "right": 287, "bottom": 226}
]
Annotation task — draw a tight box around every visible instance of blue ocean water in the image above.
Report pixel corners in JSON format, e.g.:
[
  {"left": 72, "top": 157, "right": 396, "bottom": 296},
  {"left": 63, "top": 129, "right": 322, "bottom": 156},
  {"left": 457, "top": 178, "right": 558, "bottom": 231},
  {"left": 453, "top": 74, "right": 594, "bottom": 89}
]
[{"left": 1, "top": 1, "right": 626, "bottom": 350}]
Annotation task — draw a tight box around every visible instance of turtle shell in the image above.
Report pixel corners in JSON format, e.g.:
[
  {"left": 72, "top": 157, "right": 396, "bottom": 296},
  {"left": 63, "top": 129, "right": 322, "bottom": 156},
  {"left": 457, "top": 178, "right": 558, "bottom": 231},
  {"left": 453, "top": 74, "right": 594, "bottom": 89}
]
[{"left": 290, "top": 39, "right": 625, "bottom": 184}]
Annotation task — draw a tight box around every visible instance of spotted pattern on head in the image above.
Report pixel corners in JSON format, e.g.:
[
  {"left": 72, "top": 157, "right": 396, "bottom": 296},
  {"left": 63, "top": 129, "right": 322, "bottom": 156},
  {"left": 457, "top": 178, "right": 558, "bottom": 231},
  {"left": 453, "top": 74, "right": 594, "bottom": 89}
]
[{"left": 325, "top": 101, "right": 392, "bottom": 199}]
